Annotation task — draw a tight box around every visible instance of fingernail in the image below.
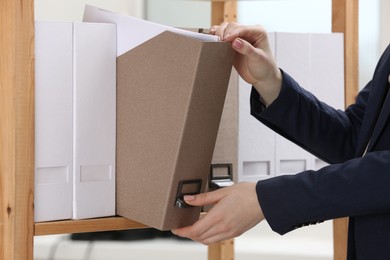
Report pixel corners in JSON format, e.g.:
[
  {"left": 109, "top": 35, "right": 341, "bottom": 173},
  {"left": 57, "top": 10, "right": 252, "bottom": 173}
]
[
  {"left": 184, "top": 195, "right": 196, "bottom": 201},
  {"left": 223, "top": 33, "right": 231, "bottom": 40},
  {"left": 210, "top": 27, "right": 216, "bottom": 32},
  {"left": 232, "top": 39, "right": 243, "bottom": 48}
]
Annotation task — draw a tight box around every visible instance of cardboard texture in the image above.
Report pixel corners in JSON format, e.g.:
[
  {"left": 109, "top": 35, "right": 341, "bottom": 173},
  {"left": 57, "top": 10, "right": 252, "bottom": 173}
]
[
  {"left": 211, "top": 70, "right": 239, "bottom": 183},
  {"left": 116, "top": 31, "right": 233, "bottom": 230}
]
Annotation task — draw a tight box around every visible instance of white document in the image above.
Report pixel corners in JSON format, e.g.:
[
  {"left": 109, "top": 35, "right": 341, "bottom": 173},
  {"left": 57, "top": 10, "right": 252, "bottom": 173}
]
[
  {"left": 35, "top": 21, "right": 73, "bottom": 222},
  {"left": 83, "top": 4, "right": 219, "bottom": 56},
  {"left": 72, "top": 22, "right": 117, "bottom": 219}
]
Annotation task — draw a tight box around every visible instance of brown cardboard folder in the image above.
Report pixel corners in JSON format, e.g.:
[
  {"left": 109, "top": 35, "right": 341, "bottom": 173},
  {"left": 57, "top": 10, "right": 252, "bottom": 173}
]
[{"left": 116, "top": 31, "right": 234, "bottom": 230}]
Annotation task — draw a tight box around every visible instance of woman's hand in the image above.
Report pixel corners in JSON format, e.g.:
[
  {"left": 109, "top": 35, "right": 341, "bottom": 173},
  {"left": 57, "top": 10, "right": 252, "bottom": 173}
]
[
  {"left": 211, "top": 22, "right": 282, "bottom": 106},
  {"left": 172, "top": 182, "right": 264, "bottom": 245}
]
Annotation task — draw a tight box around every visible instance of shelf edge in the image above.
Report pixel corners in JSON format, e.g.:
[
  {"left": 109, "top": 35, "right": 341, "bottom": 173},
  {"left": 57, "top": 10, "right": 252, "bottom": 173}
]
[{"left": 34, "top": 217, "right": 148, "bottom": 236}]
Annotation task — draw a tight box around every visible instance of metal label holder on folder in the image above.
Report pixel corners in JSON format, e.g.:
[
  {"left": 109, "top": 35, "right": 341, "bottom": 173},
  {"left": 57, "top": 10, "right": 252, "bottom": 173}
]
[{"left": 209, "top": 163, "right": 234, "bottom": 190}]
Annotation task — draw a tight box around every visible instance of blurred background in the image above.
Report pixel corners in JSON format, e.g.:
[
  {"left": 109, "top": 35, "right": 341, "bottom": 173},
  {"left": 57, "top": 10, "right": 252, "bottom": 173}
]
[{"left": 33, "top": 1, "right": 390, "bottom": 259}]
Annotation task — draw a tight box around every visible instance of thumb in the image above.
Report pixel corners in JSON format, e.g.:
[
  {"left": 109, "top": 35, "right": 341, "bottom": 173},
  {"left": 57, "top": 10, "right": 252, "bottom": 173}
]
[
  {"left": 183, "top": 189, "right": 225, "bottom": 207},
  {"left": 231, "top": 38, "right": 258, "bottom": 57}
]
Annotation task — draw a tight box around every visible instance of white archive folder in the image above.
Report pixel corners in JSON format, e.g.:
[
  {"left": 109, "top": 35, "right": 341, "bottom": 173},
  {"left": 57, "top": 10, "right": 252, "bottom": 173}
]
[
  {"left": 35, "top": 21, "right": 74, "bottom": 222},
  {"left": 34, "top": 21, "right": 116, "bottom": 221},
  {"left": 212, "top": 32, "right": 344, "bottom": 183},
  {"left": 269, "top": 32, "right": 315, "bottom": 176},
  {"left": 270, "top": 32, "right": 344, "bottom": 176},
  {"left": 72, "top": 22, "right": 116, "bottom": 219}
]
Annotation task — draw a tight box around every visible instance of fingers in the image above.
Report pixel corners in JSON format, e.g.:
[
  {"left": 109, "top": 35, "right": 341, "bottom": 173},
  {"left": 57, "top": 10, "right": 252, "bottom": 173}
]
[
  {"left": 172, "top": 189, "right": 230, "bottom": 243},
  {"left": 211, "top": 22, "right": 267, "bottom": 45},
  {"left": 210, "top": 23, "right": 264, "bottom": 63},
  {"left": 230, "top": 38, "right": 257, "bottom": 57},
  {"left": 192, "top": 204, "right": 238, "bottom": 244},
  {"left": 210, "top": 22, "right": 229, "bottom": 37},
  {"left": 173, "top": 183, "right": 265, "bottom": 245},
  {"left": 172, "top": 204, "right": 232, "bottom": 245},
  {"left": 172, "top": 187, "right": 240, "bottom": 244},
  {"left": 211, "top": 22, "right": 240, "bottom": 41},
  {"left": 172, "top": 216, "right": 215, "bottom": 243},
  {"left": 209, "top": 25, "right": 218, "bottom": 35},
  {"left": 183, "top": 188, "right": 226, "bottom": 207}
]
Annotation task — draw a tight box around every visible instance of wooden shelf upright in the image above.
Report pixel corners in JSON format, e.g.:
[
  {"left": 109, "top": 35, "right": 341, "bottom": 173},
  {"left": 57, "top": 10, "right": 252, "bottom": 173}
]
[
  {"left": 1, "top": 0, "right": 35, "bottom": 259},
  {"left": 332, "top": 0, "right": 359, "bottom": 259},
  {"left": 0, "top": 0, "right": 358, "bottom": 260},
  {"left": 210, "top": 0, "right": 359, "bottom": 259}
]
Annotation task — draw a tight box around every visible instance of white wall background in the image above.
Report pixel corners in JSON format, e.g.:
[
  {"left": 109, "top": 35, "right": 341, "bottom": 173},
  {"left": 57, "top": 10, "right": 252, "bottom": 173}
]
[
  {"left": 380, "top": 0, "right": 390, "bottom": 52},
  {"left": 359, "top": 0, "right": 381, "bottom": 89},
  {"left": 35, "top": 0, "right": 389, "bottom": 90},
  {"left": 34, "top": 0, "right": 145, "bottom": 20},
  {"left": 146, "top": 0, "right": 211, "bottom": 28},
  {"left": 236, "top": 0, "right": 331, "bottom": 33},
  {"left": 144, "top": 0, "right": 386, "bottom": 90}
]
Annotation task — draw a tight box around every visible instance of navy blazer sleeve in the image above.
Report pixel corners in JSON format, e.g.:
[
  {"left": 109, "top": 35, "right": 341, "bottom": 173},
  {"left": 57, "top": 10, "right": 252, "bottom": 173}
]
[
  {"left": 251, "top": 71, "right": 390, "bottom": 235},
  {"left": 252, "top": 71, "right": 369, "bottom": 164}
]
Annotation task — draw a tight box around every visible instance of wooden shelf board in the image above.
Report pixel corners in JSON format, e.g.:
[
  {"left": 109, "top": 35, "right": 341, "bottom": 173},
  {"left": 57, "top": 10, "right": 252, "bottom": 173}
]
[{"left": 34, "top": 217, "right": 148, "bottom": 236}]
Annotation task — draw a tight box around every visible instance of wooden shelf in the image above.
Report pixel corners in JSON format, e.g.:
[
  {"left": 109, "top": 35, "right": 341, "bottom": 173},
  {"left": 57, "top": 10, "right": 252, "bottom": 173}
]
[
  {"left": 1, "top": 1, "right": 358, "bottom": 259},
  {"left": 35, "top": 217, "right": 148, "bottom": 236}
]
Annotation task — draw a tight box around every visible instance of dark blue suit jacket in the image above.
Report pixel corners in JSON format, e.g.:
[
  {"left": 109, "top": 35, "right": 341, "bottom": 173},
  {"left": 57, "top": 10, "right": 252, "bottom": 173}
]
[{"left": 251, "top": 44, "right": 390, "bottom": 259}]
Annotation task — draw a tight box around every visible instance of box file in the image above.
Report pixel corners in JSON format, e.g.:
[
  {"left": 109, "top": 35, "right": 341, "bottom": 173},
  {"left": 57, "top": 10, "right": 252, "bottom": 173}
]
[
  {"left": 115, "top": 31, "right": 233, "bottom": 230},
  {"left": 35, "top": 21, "right": 116, "bottom": 221},
  {"left": 72, "top": 22, "right": 116, "bottom": 219},
  {"left": 35, "top": 21, "right": 73, "bottom": 222},
  {"left": 83, "top": 4, "right": 234, "bottom": 230}
]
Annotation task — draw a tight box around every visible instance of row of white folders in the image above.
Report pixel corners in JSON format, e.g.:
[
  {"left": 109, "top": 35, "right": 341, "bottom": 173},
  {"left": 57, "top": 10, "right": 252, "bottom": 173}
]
[
  {"left": 34, "top": 21, "right": 116, "bottom": 222},
  {"left": 34, "top": 14, "right": 344, "bottom": 222},
  {"left": 34, "top": 3, "right": 221, "bottom": 222},
  {"left": 34, "top": 11, "right": 219, "bottom": 222}
]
